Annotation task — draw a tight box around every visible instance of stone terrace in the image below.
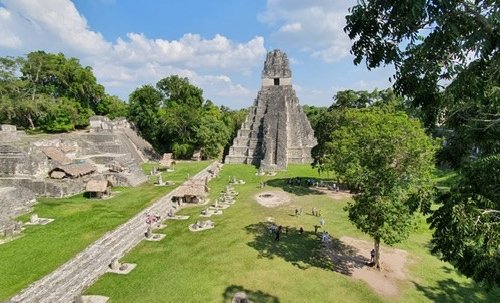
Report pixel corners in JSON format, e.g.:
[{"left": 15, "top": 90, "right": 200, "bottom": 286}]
[{"left": 9, "top": 162, "right": 220, "bottom": 303}]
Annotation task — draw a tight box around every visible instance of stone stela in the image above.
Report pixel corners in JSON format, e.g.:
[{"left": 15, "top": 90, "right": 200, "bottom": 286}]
[{"left": 225, "top": 49, "right": 317, "bottom": 170}]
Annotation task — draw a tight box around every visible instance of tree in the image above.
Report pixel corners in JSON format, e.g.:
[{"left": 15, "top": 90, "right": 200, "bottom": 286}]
[
  {"left": 0, "top": 51, "right": 117, "bottom": 131},
  {"left": 344, "top": 0, "right": 499, "bottom": 145},
  {"left": 128, "top": 85, "right": 162, "bottom": 144},
  {"left": 95, "top": 95, "right": 128, "bottom": 119},
  {"left": 156, "top": 75, "right": 203, "bottom": 108},
  {"left": 20, "top": 51, "right": 105, "bottom": 109},
  {"left": 330, "top": 88, "right": 406, "bottom": 111},
  {"left": 128, "top": 76, "right": 234, "bottom": 159},
  {"left": 303, "top": 105, "right": 327, "bottom": 131},
  {"left": 345, "top": 1, "right": 500, "bottom": 284},
  {"left": 316, "top": 108, "right": 436, "bottom": 268},
  {"left": 429, "top": 155, "right": 500, "bottom": 287},
  {"left": 195, "top": 101, "right": 231, "bottom": 159}
]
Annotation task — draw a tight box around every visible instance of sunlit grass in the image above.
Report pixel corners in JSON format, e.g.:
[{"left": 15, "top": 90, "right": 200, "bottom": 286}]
[
  {"left": 86, "top": 164, "right": 499, "bottom": 302},
  {"left": 0, "top": 161, "right": 211, "bottom": 301}
]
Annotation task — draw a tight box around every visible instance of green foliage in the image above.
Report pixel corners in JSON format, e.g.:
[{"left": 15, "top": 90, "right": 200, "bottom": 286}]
[
  {"left": 157, "top": 75, "right": 204, "bottom": 108},
  {"left": 429, "top": 155, "right": 500, "bottom": 288},
  {"left": 195, "top": 101, "right": 231, "bottom": 159},
  {"left": 95, "top": 95, "right": 128, "bottom": 119},
  {"left": 20, "top": 51, "right": 105, "bottom": 108},
  {"left": 39, "top": 97, "right": 78, "bottom": 132},
  {"left": 0, "top": 161, "right": 212, "bottom": 301},
  {"left": 312, "top": 88, "right": 411, "bottom": 174},
  {"left": 128, "top": 85, "right": 162, "bottom": 143},
  {"left": 345, "top": 1, "right": 499, "bottom": 284},
  {"left": 171, "top": 142, "right": 195, "bottom": 159},
  {"left": 315, "top": 107, "right": 436, "bottom": 267},
  {"left": 345, "top": 0, "right": 499, "bottom": 159},
  {"left": 128, "top": 76, "right": 237, "bottom": 159},
  {"left": 0, "top": 51, "right": 120, "bottom": 131},
  {"left": 303, "top": 105, "right": 327, "bottom": 130}
]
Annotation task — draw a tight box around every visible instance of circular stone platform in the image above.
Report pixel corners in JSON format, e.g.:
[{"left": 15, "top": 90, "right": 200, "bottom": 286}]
[{"left": 254, "top": 190, "right": 291, "bottom": 208}]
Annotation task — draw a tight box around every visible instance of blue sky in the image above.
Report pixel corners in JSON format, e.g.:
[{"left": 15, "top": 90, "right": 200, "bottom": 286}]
[{"left": 0, "top": 0, "right": 394, "bottom": 108}]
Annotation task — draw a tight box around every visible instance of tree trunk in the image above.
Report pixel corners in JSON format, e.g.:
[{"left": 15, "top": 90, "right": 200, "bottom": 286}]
[
  {"left": 27, "top": 113, "right": 35, "bottom": 130},
  {"left": 374, "top": 238, "right": 381, "bottom": 270}
]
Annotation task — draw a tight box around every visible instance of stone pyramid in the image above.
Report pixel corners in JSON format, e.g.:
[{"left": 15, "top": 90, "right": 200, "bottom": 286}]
[{"left": 225, "top": 49, "right": 317, "bottom": 170}]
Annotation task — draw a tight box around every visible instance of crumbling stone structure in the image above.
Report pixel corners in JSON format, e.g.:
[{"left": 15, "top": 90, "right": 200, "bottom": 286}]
[
  {"left": 225, "top": 49, "right": 317, "bottom": 170},
  {"left": 0, "top": 117, "right": 158, "bottom": 233}
]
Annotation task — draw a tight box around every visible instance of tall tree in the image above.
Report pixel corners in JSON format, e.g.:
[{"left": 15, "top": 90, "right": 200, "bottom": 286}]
[
  {"left": 128, "top": 76, "right": 234, "bottom": 159},
  {"left": 345, "top": 0, "right": 500, "bottom": 127},
  {"left": 316, "top": 108, "right": 436, "bottom": 269},
  {"left": 128, "top": 85, "right": 162, "bottom": 144},
  {"left": 195, "top": 101, "right": 231, "bottom": 159},
  {"left": 345, "top": 1, "right": 500, "bottom": 285},
  {"left": 20, "top": 51, "right": 105, "bottom": 109},
  {"left": 0, "top": 51, "right": 115, "bottom": 131}
]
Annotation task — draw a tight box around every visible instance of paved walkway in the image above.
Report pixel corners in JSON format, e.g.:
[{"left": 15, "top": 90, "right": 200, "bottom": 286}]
[{"left": 9, "top": 162, "right": 221, "bottom": 303}]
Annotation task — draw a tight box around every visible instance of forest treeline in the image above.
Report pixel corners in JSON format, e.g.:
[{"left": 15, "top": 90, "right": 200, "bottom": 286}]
[{"left": 0, "top": 51, "right": 247, "bottom": 159}]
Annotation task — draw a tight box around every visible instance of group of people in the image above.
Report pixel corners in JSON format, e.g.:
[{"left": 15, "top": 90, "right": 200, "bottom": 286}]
[
  {"left": 287, "top": 177, "right": 316, "bottom": 186},
  {"left": 294, "top": 208, "right": 304, "bottom": 216},
  {"left": 311, "top": 207, "right": 321, "bottom": 217}
]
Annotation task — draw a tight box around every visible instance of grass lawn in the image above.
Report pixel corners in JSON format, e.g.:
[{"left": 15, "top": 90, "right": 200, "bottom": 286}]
[
  {"left": 432, "top": 168, "right": 459, "bottom": 191},
  {"left": 86, "top": 164, "right": 499, "bottom": 302},
  {"left": 0, "top": 160, "right": 212, "bottom": 301}
]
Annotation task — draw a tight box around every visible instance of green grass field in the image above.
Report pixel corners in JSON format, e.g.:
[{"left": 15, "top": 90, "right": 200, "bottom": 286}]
[
  {"left": 85, "top": 164, "right": 499, "bottom": 303},
  {"left": 0, "top": 161, "right": 211, "bottom": 301}
]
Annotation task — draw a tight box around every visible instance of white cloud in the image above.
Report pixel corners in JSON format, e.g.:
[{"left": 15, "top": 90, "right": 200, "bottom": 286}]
[
  {"left": 279, "top": 22, "right": 302, "bottom": 33},
  {"left": 0, "top": 0, "right": 266, "bottom": 107},
  {"left": 260, "top": 0, "right": 355, "bottom": 62},
  {"left": 0, "top": 7, "right": 21, "bottom": 48},
  {"left": 0, "top": 0, "right": 110, "bottom": 54}
]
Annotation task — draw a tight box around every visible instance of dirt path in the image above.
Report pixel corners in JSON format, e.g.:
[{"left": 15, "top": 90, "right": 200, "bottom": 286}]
[{"left": 324, "top": 236, "right": 409, "bottom": 297}]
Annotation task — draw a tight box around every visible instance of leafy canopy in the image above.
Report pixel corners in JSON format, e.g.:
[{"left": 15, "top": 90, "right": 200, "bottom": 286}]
[
  {"left": 0, "top": 51, "right": 126, "bottom": 131},
  {"left": 128, "top": 76, "right": 240, "bottom": 159},
  {"left": 345, "top": 1, "right": 499, "bottom": 284},
  {"left": 314, "top": 106, "right": 436, "bottom": 267}
]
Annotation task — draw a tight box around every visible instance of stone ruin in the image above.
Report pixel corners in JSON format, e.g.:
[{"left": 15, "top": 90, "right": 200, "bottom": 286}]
[
  {"left": 0, "top": 116, "right": 159, "bottom": 234},
  {"left": 225, "top": 49, "right": 317, "bottom": 170}
]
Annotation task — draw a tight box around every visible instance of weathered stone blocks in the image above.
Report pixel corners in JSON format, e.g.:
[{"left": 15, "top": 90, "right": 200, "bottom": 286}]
[{"left": 225, "top": 49, "right": 317, "bottom": 170}]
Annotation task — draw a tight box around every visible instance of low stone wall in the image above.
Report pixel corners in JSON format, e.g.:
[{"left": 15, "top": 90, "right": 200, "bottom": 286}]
[
  {"left": 0, "top": 186, "right": 36, "bottom": 232},
  {"left": 9, "top": 161, "right": 220, "bottom": 303}
]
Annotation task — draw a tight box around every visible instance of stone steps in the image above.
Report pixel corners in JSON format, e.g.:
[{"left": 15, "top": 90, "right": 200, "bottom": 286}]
[{"left": 9, "top": 162, "right": 219, "bottom": 303}]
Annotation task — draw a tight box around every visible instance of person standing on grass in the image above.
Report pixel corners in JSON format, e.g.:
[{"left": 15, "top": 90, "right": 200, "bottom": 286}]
[
  {"left": 320, "top": 217, "right": 325, "bottom": 227},
  {"left": 275, "top": 225, "right": 282, "bottom": 241}
]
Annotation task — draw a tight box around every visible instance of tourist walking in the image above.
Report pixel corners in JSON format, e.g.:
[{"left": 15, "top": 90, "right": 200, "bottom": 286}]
[{"left": 319, "top": 217, "right": 325, "bottom": 227}]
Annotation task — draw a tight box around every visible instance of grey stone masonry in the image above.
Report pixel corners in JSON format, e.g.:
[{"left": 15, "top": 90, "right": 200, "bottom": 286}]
[
  {"left": 8, "top": 161, "right": 221, "bottom": 303},
  {"left": 225, "top": 49, "right": 316, "bottom": 170}
]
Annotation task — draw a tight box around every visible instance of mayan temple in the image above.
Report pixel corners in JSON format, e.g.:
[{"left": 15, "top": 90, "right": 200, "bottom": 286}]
[{"left": 225, "top": 49, "right": 317, "bottom": 170}]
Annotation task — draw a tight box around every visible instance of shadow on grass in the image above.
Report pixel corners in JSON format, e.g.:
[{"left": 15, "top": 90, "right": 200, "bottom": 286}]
[
  {"left": 245, "top": 222, "right": 334, "bottom": 271},
  {"left": 326, "top": 238, "right": 369, "bottom": 276},
  {"left": 265, "top": 178, "right": 325, "bottom": 196},
  {"left": 222, "top": 285, "right": 279, "bottom": 303},
  {"left": 412, "top": 271, "right": 500, "bottom": 303},
  {"left": 245, "top": 223, "right": 370, "bottom": 275}
]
